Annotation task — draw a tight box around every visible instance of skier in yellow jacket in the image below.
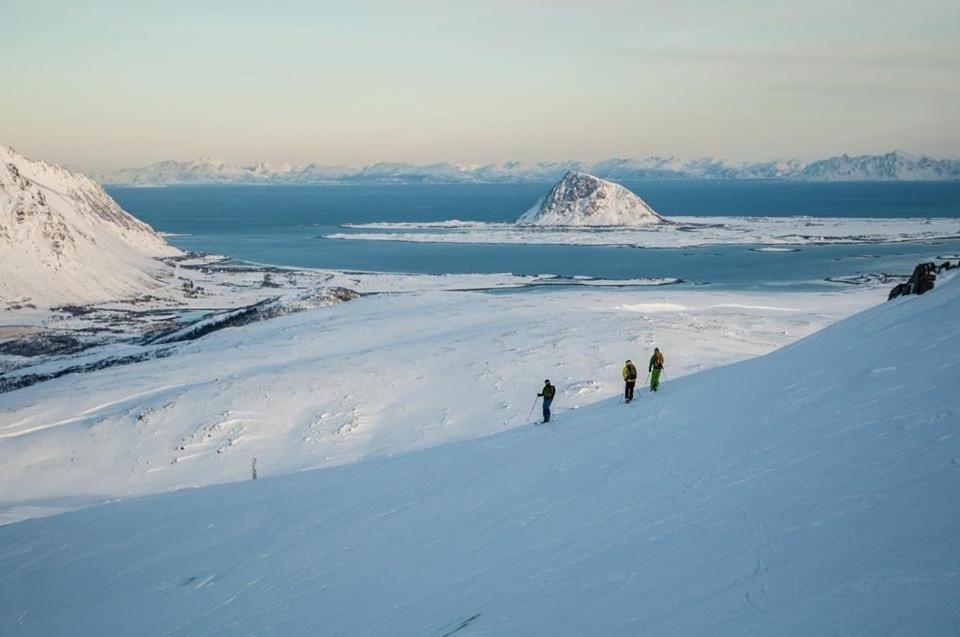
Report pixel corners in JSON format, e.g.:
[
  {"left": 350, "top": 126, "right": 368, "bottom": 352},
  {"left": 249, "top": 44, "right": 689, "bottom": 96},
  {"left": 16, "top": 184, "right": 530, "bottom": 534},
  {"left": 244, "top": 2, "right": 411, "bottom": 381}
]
[{"left": 621, "top": 360, "right": 638, "bottom": 403}]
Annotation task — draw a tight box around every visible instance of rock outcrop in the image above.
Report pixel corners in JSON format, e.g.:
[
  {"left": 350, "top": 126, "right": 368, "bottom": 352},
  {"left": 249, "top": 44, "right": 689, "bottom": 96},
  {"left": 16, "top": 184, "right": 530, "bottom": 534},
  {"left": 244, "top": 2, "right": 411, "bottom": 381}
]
[
  {"left": 888, "top": 262, "right": 942, "bottom": 300},
  {"left": 516, "top": 171, "right": 664, "bottom": 226}
]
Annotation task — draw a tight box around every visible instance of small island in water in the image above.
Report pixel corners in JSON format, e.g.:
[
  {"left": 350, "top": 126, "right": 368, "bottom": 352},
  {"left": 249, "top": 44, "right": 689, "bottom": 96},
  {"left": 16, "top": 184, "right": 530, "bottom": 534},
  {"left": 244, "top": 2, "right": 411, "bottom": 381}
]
[{"left": 517, "top": 171, "right": 666, "bottom": 227}]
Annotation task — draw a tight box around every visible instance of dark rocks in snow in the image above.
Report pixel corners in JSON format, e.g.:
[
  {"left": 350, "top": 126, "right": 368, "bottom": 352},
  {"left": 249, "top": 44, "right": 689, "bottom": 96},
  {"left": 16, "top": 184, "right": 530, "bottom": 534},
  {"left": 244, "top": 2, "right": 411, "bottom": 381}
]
[
  {"left": 910, "top": 262, "right": 937, "bottom": 295},
  {"left": 0, "top": 348, "right": 175, "bottom": 394},
  {"left": 888, "top": 283, "right": 913, "bottom": 301},
  {"left": 888, "top": 262, "right": 939, "bottom": 300},
  {"left": 145, "top": 287, "right": 360, "bottom": 345},
  {"left": 3, "top": 301, "right": 37, "bottom": 311},
  {"left": 53, "top": 304, "right": 97, "bottom": 317},
  {"left": 261, "top": 273, "right": 283, "bottom": 288},
  {"left": 828, "top": 273, "right": 904, "bottom": 286},
  {"left": 0, "top": 333, "right": 91, "bottom": 358},
  {"left": 180, "top": 279, "right": 205, "bottom": 298}
]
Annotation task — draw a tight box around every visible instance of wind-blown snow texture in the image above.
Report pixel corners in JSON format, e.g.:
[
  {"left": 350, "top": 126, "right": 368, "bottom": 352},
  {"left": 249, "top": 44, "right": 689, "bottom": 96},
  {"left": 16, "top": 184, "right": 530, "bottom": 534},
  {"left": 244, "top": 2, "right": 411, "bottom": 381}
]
[
  {"left": 517, "top": 171, "right": 664, "bottom": 226},
  {"left": 1, "top": 276, "right": 957, "bottom": 635},
  {"left": 93, "top": 150, "right": 960, "bottom": 185},
  {"left": 0, "top": 146, "right": 180, "bottom": 306}
]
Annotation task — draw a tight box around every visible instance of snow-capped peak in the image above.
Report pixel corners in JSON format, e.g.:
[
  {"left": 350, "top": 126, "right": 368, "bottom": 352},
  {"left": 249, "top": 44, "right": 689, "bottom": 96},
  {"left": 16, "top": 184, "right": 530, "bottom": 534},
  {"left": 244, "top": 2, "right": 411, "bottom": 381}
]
[
  {"left": 249, "top": 161, "right": 295, "bottom": 175},
  {"left": 0, "top": 145, "right": 180, "bottom": 307},
  {"left": 517, "top": 171, "right": 665, "bottom": 226}
]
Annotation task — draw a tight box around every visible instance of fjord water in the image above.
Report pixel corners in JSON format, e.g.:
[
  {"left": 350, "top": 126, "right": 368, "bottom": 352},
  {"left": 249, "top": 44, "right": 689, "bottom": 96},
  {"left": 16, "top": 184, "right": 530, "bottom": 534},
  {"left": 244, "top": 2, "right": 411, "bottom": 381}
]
[{"left": 109, "top": 181, "right": 960, "bottom": 290}]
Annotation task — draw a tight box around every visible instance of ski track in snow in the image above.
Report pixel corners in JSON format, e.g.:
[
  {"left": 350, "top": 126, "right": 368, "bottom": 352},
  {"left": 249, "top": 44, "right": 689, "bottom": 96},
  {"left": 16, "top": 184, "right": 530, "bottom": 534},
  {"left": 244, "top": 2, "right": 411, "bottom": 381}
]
[{"left": 0, "top": 382, "right": 194, "bottom": 440}]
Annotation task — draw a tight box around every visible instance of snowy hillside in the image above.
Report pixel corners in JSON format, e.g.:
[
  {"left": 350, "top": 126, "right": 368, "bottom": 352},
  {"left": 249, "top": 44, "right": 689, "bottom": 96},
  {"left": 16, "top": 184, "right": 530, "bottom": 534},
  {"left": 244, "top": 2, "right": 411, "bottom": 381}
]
[
  {"left": 92, "top": 151, "right": 960, "bottom": 185},
  {"left": 0, "top": 275, "right": 956, "bottom": 634},
  {"left": 517, "top": 171, "right": 664, "bottom": 226},
  {"left": 0, "top": 284, "right": 876, "bottom": 523},
  {"left": 0, "top": 146, "right": 180, "bottom": 307}
]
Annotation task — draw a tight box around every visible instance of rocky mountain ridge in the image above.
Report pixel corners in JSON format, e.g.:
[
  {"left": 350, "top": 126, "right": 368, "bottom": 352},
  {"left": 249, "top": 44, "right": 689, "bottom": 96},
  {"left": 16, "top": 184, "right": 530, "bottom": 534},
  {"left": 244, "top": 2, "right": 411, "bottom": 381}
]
[{"left": 0, "top": 146, "right": 180, "bottom": 307}]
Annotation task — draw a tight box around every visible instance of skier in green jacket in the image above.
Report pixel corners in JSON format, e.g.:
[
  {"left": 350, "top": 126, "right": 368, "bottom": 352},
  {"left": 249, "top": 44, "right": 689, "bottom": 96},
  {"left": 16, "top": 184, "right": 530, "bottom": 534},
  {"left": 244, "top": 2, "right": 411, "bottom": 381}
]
[
  {"left": 538, "top": 379, "right": 556, "bottom": 423},
  {"left": 649, "top": 347, "right": 664, "bottom": 392}
]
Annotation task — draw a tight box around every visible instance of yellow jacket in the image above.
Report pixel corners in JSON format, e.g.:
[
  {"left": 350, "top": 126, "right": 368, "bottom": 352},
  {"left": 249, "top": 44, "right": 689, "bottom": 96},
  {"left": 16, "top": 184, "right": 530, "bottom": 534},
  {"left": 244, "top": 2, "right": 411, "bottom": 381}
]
[{"left": 622, "top": 362, "right": 638, "bottom": 381}]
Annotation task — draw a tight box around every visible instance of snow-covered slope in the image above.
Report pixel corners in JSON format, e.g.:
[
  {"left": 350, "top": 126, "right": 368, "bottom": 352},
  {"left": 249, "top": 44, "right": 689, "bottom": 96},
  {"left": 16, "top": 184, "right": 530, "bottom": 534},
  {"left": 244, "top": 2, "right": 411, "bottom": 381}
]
[
  {"left": 0, "top": 146, "right": 180, "bottom": 307},
  {"left": 0, "top": 285, "right": 875, "bottom": 523},
  {"left": 517, "top": 171, "right": 664, "bottom": 226},
  {"left": 1, "top": 275, "right": 956, "bottom": 634},
  {"left": 92, "top": 151, "right": 960, "bottom": 185}
]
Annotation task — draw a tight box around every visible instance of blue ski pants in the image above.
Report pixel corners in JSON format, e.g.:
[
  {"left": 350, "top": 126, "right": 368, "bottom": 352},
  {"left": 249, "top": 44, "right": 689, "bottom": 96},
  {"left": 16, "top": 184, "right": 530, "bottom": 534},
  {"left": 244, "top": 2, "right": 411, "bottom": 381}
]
[{"left": 542, "top": 398, "right": 553, "bottom": 422}]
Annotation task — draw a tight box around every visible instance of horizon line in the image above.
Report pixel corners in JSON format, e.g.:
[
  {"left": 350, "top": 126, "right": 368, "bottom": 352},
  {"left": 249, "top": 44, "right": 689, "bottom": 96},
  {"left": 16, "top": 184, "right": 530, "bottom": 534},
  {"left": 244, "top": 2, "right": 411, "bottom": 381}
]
[{"left": 88, "top": 148, "right": 959, "bottom": 174}]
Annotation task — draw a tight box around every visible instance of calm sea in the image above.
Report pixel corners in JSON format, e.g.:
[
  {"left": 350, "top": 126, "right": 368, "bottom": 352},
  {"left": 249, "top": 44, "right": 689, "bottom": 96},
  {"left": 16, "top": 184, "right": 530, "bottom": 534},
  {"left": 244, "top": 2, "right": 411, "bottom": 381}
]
[{"left": 108, "top": 181, "right": 960, "bottom": 291}]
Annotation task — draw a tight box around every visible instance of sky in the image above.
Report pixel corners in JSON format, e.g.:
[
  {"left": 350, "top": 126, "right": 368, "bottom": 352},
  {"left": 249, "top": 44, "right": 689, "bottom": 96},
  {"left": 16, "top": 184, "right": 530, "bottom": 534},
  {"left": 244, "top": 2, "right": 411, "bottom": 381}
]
[{"left": 1, "top": 0, "right": 958, "bottom": 171}]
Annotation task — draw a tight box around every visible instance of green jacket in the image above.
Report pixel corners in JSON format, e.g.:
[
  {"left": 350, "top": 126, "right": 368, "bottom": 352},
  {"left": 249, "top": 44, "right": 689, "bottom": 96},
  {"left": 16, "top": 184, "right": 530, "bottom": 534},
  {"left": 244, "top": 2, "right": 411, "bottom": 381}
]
[
  {"left": 539, "top": 384, "right": 556, "bottom": 400},
  {"left": 649, "top": 351, "right": 664, "bottom": 371}
]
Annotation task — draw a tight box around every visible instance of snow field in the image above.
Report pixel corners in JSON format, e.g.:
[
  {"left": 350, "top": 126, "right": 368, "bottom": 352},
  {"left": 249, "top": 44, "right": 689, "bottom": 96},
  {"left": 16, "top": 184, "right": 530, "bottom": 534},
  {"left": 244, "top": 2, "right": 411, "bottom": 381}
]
[
  {"left": 0, "top": 273, "right": 956, "bottom": 635},
  {"left": 0, "top": 286, "right": 877, "bottom": 523}
]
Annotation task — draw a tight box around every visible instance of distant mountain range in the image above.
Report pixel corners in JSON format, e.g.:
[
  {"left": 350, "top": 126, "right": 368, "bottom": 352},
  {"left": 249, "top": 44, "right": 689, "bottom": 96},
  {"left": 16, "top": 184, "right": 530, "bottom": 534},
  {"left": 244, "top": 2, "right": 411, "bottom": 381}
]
[{"left": 92, "top": 151, "right": 960, "bottom": 186}]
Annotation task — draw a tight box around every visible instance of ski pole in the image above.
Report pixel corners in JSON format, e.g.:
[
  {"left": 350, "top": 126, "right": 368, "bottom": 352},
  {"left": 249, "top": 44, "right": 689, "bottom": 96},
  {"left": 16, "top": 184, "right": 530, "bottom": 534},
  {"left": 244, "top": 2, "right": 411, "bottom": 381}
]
[{"left": 527, "top": 397, "right": 539, "bottom": 421}]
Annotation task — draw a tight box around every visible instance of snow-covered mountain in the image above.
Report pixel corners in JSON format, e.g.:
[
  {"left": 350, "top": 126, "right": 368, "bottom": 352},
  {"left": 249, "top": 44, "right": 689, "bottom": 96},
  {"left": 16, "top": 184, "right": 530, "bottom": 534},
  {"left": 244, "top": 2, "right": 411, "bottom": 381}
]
[
  {"left": 92, "top": 151, "right": 960, "bottom": 185},
  {"left": 100, "top": 157, "right": 256, "bottom": 186},
  {"left": 469, "top": 159, "right": 586, "bottom": 183},
  {"left": 517, "top": 171, "right": 664, "bottom": 226},
  {"left": 0, "top": 270, "right": 955, "bottom": 634},
  {"left": 0, "top": 146, "right": 180, "bottom": 307},
  {"left": 797, "top": 150, "right": 960, "bottom": 181}
]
